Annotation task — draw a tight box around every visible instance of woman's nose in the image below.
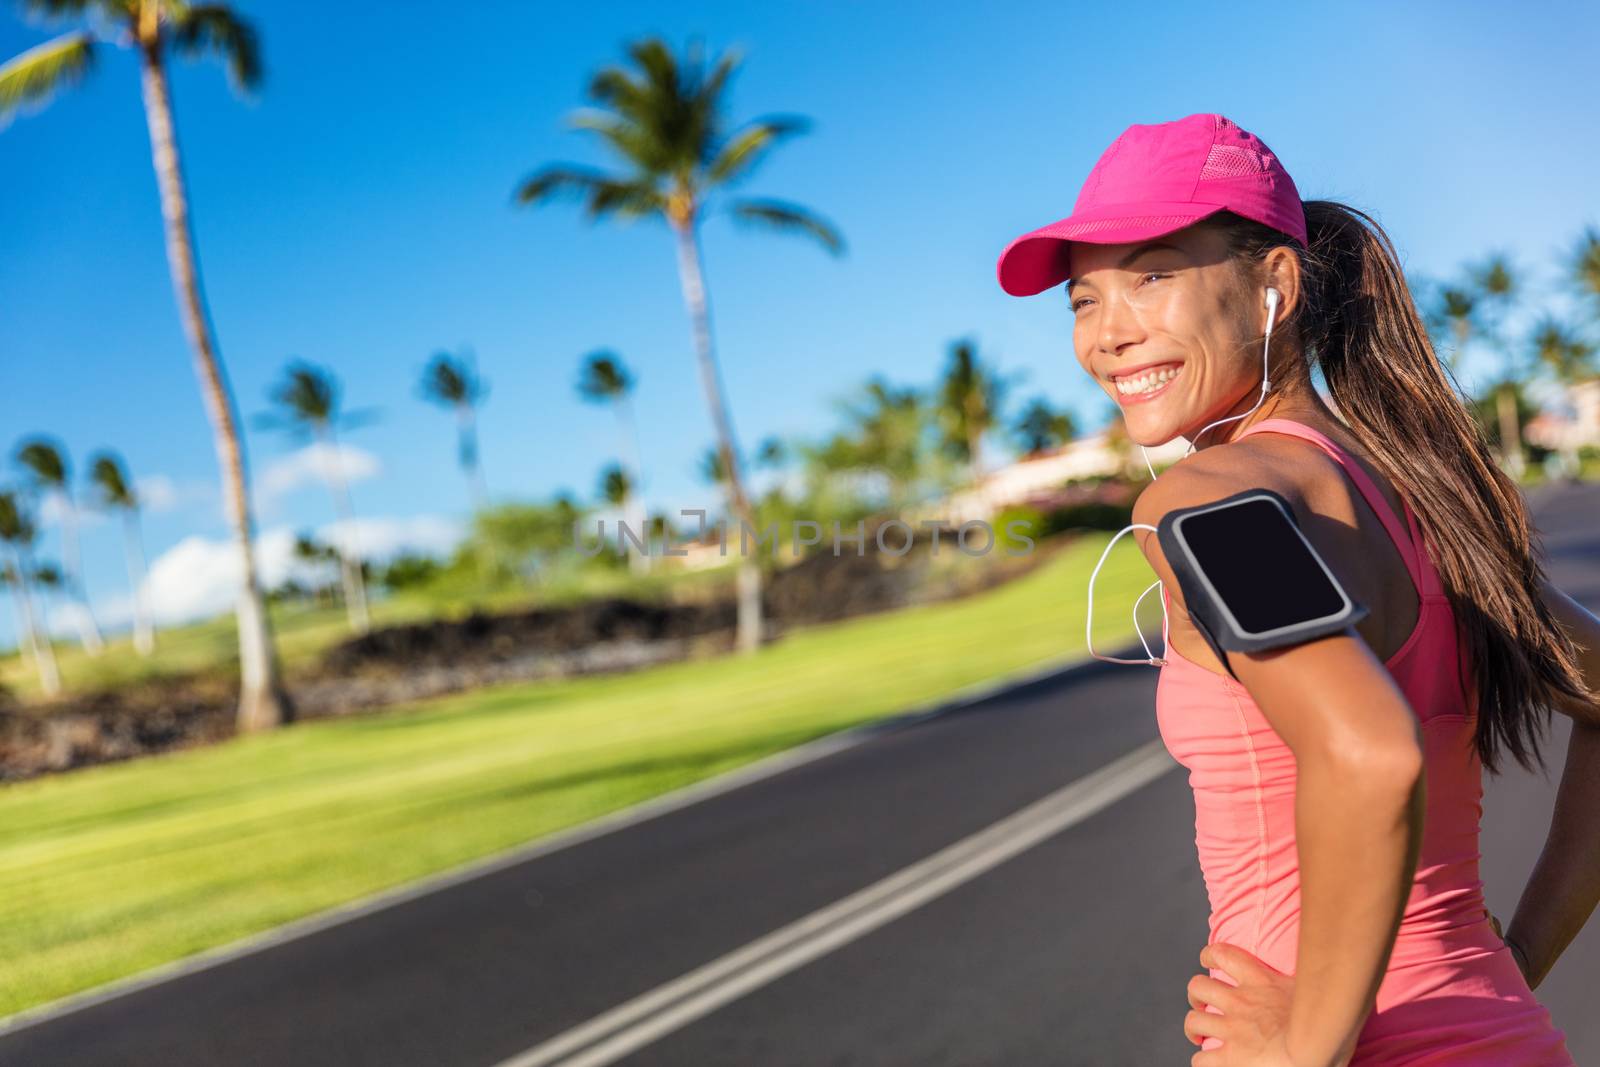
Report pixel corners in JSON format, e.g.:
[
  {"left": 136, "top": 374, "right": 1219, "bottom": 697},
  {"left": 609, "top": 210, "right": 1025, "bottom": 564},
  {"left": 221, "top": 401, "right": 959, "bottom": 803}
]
[{"left": 1095, "top": 295, "right": 1145, "bottom": 357}]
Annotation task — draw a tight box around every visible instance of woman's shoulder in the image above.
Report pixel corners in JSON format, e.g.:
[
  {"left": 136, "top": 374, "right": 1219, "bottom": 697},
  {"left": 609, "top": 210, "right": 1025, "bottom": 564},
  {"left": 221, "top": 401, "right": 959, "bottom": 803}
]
[{"left": 1131, "top": 434, "right": 1333, "bottom": 527}]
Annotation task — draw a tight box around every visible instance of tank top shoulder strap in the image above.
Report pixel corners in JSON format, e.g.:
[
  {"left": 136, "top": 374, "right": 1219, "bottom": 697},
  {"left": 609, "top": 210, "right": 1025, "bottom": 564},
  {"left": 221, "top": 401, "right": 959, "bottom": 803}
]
[{"left": 1233, "top": 417, "right": 1439, "bottom": 596}]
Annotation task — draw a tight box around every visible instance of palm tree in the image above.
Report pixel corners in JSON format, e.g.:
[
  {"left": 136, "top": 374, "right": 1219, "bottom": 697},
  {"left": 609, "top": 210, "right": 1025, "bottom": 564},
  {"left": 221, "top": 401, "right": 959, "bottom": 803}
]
[
  {"left": 1417, "top": 272, "right": 1474, "bottom": 376},
  {"left": 754, "top": 435, "right": 787, "bottom": 471},
  {"left": 13, "top": 437, "right": 103, "bottom": 655},
  {"left": 1531, "top": 317, "right": 1598, "bottom": 478},
  {"left": 1467, "top": 254, "right": 1526, "bottom": 476},
  {"left": 597, "top": 462, "right": 637, "bottom": 560},
  {"left": 1013, "top": 396, "right": 1077, "bottom": 457},
  {"left": 418, "top": 349, "right": 491, "bottom": 512},
  {"left": 834, "top": 377, "right": 929, "bottom": 511},
  {"left": 577, "top": 350, "right": 648, "bottom": 574},
  {"left": 514, "top": 36, "right": 844, "bottom": 654},
  {"left": 255, "top": 360, "right": 375, "bottom": 635},
  {"left": 291, "top": 531, "right": 339, "bottom": 607},
  {"left": 699, "top": 445, "right": 730, "bottom": 490},
  {"left": 936, "top": 339, "right": 1010, "bottom": 514},
  {"left": 1, "top": 1, "right": 290, "bottom": 730},
  {"left": 1571, "top": 226, "right": 1600, "bottom": 318},
  {"left": 86, "top": 450, "right": 155, "bottom": 656},
  {"left": 0, "top": 489, "right": 61, "bottom": 697}
]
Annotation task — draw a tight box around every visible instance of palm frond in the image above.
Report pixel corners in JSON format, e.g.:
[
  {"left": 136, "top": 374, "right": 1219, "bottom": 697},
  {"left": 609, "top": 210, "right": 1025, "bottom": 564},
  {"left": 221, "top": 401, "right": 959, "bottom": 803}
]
[
  {"left": 0, "top": 489, "right": 38, "bottom": 546},
  {"left": 569, "top": 108, "right": 666, "bottom": 169},
  {"left": 87, "top": 451, "right": 137, "bottom": 509},
  {"left": 514, "top": 164, "right": 664, "bottom": 221},
  {"left": 0, "top": 31, "right": 94, "bottom": 126},
  {"left": 513, "top": 164, "right": 613, "bottom": 205},
  {"left": 708, "top": 115, "right": 809, "bottom": 186},
  {"left": 419, "top": 350, "right": 487, "bottom": 408},
  {"left": 726, "top": 198, "right": 845, "bottom": 256},
  {"left": 587, "top": 66, "right": 652, "bottom": 123},
  {"left": 700, "top": 48, "right": 741, "bottom": 112},
  {"left": 338, "top": 406, "right": 383, "bottom": 432},
  {"left": 627, "top": 37, "right": 680, "bottom": 102},
  {"left": 250, "top": 409, "right": 309, "bottom": 439},
  {"left": 577, "top": 350, "right": 633, "bottom": 402},
  {"left": 170, "top": 4, "right": 262, "bottom": 93},
  {"left": 20, "top": 0, "right": 103, "bottom": 17},
  {"left": 1571, "top": 226, "right": 1600, "bottom": 305},
  {"left": 587, "top": 177, "right": 666, "bottom": 220},
  {"left": 14, "top": 438, "right": 68, "bottom": 487}
]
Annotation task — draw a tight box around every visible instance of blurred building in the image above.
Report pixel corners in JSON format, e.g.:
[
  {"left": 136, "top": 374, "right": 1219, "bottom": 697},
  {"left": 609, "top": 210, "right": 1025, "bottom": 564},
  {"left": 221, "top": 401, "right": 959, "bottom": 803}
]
[
  {"left": 918, "top": 430, "right": 1188, "bottom": 525},
  {"left": 1525, "top": 378, "right": 1600, "bottom": 453}
]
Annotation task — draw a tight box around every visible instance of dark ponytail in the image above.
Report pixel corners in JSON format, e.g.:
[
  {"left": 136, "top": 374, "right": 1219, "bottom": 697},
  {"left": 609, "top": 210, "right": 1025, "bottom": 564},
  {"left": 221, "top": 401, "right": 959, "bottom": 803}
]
[{"left": 1202, "top": 201, "right": 1593, "bottom": 776}]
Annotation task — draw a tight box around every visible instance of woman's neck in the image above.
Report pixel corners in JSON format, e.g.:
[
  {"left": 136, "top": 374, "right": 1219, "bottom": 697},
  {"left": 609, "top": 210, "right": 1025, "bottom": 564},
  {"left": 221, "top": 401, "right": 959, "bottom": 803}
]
[{"left": 1192, "top": 364, "right": 1336, "bottom": 451}]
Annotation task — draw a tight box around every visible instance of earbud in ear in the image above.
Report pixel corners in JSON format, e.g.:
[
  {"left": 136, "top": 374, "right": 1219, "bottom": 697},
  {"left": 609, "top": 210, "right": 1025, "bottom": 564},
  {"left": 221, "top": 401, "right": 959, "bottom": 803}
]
[{"left": 1265, "top": 286, "right": 1281, "bottom": 326}]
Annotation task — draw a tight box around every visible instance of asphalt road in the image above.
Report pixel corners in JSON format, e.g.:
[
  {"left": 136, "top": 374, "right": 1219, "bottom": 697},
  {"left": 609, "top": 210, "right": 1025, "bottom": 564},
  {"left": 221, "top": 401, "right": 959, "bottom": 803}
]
[{"left": 3, "top": 482, "right": 1596, "bottom": 1067}]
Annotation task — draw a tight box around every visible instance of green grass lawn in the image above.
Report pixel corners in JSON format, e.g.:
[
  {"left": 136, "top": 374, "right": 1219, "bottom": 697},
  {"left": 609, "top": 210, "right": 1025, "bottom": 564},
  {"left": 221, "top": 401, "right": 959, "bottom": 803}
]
[{"left": 0, "top": 531, "right": 1159, "bottom": 1020}]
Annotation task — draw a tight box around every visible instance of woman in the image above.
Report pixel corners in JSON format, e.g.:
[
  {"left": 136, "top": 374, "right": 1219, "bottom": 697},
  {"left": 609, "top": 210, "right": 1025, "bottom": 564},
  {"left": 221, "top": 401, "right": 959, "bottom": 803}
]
[{"left": 996, "top": 113, "right": 1600, "bottom": 1065}]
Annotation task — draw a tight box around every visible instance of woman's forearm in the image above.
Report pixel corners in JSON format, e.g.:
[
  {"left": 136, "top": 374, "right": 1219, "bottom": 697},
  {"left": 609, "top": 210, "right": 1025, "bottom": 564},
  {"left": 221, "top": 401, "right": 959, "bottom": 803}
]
[
  {"left": 1505, "top": 719, "right": 1600, "bottom": 989},
  {"left": 1285, "top": 749, "right": 1426, "bottom": 1067}
]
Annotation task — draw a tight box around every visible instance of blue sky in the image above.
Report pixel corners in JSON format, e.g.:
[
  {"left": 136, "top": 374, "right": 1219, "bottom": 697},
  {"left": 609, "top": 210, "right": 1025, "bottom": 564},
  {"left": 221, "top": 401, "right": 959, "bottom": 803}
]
[{"left": 2, "top": 0, "right": 1598, "bottom": 648}]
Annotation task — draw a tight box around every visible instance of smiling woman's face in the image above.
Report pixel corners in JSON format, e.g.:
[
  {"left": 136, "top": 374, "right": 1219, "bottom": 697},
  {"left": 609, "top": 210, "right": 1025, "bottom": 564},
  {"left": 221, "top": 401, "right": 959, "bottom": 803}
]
[{"left": 1066, "top": 223, "right": 1263, "bottom": 447}]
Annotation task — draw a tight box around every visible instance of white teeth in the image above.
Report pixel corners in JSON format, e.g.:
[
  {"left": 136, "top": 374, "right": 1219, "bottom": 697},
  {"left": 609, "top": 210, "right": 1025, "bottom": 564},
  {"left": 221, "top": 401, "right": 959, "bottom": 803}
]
[{"left": 1114, "top": 365, "right": 1180, "bottom": 395}]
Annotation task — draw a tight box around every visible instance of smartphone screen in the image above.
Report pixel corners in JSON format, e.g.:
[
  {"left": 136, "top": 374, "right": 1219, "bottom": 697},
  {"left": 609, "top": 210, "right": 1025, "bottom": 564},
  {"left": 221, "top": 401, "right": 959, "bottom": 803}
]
[{"left": 1177, "top": 497, "right": 1347, "bottom": 635}]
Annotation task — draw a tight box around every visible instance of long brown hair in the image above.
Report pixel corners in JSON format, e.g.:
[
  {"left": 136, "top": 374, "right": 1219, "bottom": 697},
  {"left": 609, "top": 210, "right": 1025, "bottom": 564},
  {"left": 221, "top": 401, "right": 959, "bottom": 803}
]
[{"left": 1199, "top": 201, "right": 1591, "bottom": 776}]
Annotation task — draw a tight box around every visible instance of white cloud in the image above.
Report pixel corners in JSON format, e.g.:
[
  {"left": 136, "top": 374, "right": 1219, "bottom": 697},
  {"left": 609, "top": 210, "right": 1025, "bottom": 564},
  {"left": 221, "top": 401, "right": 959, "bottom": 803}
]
[
  {"left": 133, "top": 514, "right": 462, "bottom": 630},
  {"left": 313, "top": 513, "right": 463, "bottom": 561},
  {"left": 31, "top": 512, "right": 465, "bottom": 639},
  {"left": 35, "top": 489, "right": 108, "bottom": 530},
  {"left": 135, "top": 473, "right": 215, "bottom": 515},
  {"left": 256, "top": 442, "right": 382, "bottom": 515}
]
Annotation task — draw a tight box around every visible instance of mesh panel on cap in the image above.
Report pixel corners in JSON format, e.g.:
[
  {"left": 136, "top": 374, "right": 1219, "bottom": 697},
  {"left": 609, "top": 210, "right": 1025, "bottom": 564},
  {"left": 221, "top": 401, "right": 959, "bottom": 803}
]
[
  {"left": 1200, "top": 143, "right": 1270, "bottom": 180},
  {"left": 1063, "top": 214, "right": 1200, "bottom": 237}
]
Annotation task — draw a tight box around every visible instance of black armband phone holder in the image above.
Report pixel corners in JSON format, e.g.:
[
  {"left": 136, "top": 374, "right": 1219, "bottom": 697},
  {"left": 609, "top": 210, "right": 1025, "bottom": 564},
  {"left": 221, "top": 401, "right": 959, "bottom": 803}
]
[{"left": 1155, "top": 487, "right": 1368, "bottom": 681}]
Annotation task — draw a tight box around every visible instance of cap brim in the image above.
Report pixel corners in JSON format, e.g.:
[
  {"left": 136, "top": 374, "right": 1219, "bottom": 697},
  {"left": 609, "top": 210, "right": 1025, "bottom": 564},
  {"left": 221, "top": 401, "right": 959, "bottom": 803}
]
[{"left": 994, "top": 204, "right": 1225, "bottom": 297}]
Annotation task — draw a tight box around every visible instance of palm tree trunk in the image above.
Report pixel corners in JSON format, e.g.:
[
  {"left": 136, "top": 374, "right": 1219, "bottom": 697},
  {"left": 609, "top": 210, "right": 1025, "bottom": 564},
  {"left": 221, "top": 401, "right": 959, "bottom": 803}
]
[
  {"left": 10, "top": 548, "right": 60, "bottom": 697},
  {"left": 320, "top": 427, "right": 371, "bottom": 635},
  {"left": 139, "top": 43, "right": 291, "bottom": 731},
  {"left": 672, "top": 220, "right": 762, "bottom": 653},
  {"left": 122, "top": 508, "right": 156, "bottom": 656},
  {"left": 458, "top": 405, "right": 489, "bottom": 512},
  {"left": 58, "top": 500, "right": 105, "bottom": 655},
  {"left": 1496, "top": 384, "right": 1525, "bottom": 477},
  {"left": 456, "top": 404, "right": 502, "bottom": 578},
  {"left": 616, "top": 400, "right": 649, "bottom": 575}
]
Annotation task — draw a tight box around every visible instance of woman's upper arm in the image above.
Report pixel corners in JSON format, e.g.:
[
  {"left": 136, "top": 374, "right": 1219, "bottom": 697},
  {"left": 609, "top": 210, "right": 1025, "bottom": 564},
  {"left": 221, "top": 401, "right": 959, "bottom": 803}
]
[
  {"left": 1537, "top": 578, "right": 1600, "bottom": 726},
  {"left": 1132, "top": 467, "right": 1424, "bottom": 773}
]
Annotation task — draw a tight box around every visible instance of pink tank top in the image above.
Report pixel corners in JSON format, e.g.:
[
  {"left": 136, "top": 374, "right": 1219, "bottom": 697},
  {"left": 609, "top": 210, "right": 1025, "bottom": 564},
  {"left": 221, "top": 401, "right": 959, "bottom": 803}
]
[{"left": 1157, "top": 417, "right": 1574, "bottom": 1064}]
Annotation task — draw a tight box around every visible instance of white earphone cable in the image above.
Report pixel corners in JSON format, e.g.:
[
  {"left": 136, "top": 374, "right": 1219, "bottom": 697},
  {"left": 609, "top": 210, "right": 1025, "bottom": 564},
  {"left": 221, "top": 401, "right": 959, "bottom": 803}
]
[{"left": 1089, "top": 288, "right": 1279, "bottom": 667}]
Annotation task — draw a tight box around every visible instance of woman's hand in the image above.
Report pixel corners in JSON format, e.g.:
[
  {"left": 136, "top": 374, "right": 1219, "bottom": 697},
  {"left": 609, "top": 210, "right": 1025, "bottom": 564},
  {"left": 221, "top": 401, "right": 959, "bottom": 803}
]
[{"left": 1184, "top": 942, "right": 1306, "bottom": 1066}]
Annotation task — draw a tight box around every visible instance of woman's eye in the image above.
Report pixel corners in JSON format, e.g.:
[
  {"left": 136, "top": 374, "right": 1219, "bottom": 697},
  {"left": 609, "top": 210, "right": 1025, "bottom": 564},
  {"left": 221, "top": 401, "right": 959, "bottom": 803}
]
[
  {"left": 1139, "top": 271, "right": 1169, "bottom": 286},
  {"left": 1071, "top": 298, "right": 1093, "bottom": 313}
]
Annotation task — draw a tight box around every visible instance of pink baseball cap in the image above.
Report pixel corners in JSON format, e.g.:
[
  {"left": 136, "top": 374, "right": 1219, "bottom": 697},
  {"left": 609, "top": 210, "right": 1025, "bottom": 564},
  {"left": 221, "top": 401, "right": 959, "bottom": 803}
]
[{"left": 995, "top": 113, "right": 1307, "bottom": 297}]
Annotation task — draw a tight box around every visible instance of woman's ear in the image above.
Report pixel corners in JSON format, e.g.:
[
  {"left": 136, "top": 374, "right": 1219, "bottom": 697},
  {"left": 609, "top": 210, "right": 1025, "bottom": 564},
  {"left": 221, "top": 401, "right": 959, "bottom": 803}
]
[{"left": 1261, "top": 246, "right": 1301, "bottom": 323}]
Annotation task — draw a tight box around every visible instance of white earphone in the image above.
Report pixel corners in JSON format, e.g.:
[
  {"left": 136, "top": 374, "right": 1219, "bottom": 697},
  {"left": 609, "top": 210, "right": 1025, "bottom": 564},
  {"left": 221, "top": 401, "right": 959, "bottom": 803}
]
[{"left": 1086, "top": 284, "right": 1283, "bottom": 667}]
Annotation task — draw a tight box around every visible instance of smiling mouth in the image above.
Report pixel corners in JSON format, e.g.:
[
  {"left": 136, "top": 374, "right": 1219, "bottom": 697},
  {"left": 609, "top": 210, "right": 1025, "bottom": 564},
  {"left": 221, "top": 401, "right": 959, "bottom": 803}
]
[{"left": 1112, "top": 363, "right": 1182, "bottom": 398}]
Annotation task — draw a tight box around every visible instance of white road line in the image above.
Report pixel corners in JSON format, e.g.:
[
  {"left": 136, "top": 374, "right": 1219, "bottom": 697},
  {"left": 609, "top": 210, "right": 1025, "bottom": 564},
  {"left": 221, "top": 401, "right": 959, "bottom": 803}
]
[{"left": 494, "top": 738, "right": 1177, "bottom": 1067}]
